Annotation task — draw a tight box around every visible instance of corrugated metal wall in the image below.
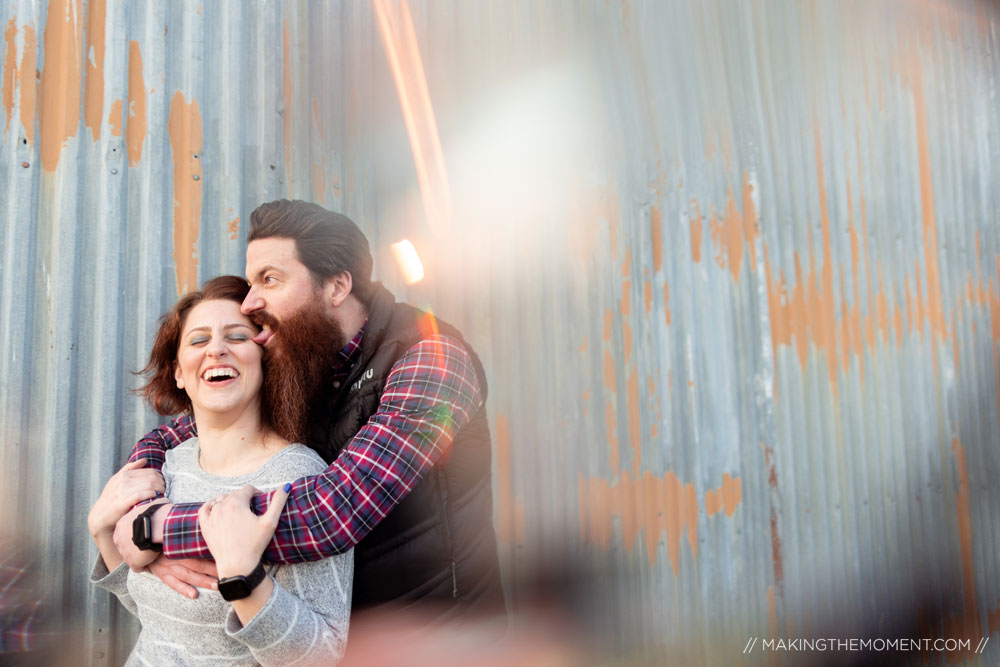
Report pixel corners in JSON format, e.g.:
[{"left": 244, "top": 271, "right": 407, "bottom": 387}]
[{"left": 1, "top": 0, "right": 998, "bottom": 664}]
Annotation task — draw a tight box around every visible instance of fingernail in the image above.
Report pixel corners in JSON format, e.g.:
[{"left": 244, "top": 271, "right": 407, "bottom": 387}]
[
  {"left": 212, "top": 582, "right": 218, "bottom": 590},
  {"left": 283, "top": 483, "right": 292, "bottom": 493},
  {"left": 154, "top": 491, "right": 161, "bottom": 497}
]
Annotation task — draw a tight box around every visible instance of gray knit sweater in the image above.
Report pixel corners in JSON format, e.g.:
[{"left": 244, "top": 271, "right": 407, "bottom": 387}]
[{"left": 91, "top": 438, "right": 353, "bottom": 666}]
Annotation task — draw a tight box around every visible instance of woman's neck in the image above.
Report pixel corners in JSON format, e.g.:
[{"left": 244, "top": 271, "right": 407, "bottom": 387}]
[{"left": 190, "top": 405, "right": 284, "bottom": 476}]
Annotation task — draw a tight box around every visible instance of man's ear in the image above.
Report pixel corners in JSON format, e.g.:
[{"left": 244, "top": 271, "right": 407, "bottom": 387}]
[{"left": 325, "top": 271, "right": 353, "bottom": 308}]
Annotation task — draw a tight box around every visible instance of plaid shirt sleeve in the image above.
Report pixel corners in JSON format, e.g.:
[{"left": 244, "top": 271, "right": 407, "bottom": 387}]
[
  {"left": 161, "top": 333, "right": 484, "bottom": 562},
  {"left": 127, "top": 413, "right": 197, "bottom": 469}
]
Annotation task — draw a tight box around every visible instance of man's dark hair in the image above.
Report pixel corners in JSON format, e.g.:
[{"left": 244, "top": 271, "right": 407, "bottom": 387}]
[{"left": 248, "top": 200, "right": 375, "bottom": 304}]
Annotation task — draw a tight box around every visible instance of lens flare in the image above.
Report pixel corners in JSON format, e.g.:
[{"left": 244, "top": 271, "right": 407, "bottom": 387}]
[{"left": 391, "top": 239, "right": 425, "bottom": 284}]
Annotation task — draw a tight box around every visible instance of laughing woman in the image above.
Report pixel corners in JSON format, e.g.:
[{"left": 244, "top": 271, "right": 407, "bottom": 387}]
[{"left": 87, "top": 276, "right": 352, "bottom": 666}]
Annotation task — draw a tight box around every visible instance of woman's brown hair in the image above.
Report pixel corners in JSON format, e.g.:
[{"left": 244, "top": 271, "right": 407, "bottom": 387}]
[{"left": 135, "top": 276, "right": 251, "bottom": 416}]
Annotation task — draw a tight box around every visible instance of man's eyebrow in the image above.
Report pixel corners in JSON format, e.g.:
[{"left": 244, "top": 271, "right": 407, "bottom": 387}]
[{"left": 249, "top": 264, "right": 283, "bottom": 282}]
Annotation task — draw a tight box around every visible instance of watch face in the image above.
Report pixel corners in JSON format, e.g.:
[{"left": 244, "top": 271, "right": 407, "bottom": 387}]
[
  {"left": 132, "top": 516, "right": 145, "bottom": 547},
  {"left": 219, "top": 577, "right": 253, "bottom": 602}
]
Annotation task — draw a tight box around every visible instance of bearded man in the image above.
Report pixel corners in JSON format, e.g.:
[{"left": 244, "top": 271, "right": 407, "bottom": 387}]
[{"left": 113, "top": 200, "right": 505, "bottom": 623}]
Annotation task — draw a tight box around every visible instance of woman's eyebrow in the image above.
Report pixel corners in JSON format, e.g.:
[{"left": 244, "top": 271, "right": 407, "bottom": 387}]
[{"left": 184, "top": 323, "right": 255, "bottom": 335}]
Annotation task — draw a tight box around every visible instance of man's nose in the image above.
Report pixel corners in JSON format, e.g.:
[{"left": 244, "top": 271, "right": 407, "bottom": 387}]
[{"left": 242, "top": 288, "right": 263, "bottom": 314}]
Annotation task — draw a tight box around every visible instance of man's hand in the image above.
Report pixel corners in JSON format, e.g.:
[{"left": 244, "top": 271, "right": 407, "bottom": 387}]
[
  {"left": 112, "top": 502, "right": 169, "bottom": 572},
  {"left": 88, "top": 459, "right": 165, "bottom": 539},
  {"left": 147, "top": 557, "right": 219, "bottom": 599},
  {"left": 199, "top": 484, "right": 290, "bottom": 578}
]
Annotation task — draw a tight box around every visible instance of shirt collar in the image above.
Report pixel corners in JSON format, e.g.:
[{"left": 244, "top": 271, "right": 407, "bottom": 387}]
[{"left": 335, "top": 320, "right": 366, "bottom": 372}]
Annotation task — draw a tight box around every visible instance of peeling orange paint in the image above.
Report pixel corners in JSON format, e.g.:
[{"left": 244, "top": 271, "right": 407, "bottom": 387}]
[
  {"left": 83, "top": 0, "right": 106, "bottom": 141},
  {"left": 643, "top": 270, "right": 652, "bottom": 315},
  {"left": 1, "top": 20, "right": 38, "bottom": 142},
  {"left": 603, "top": 342, "right": 619, "bottom": 472},
  {"left": 495, "top": 414, "right": 525, "bottom": 545},
  {"left": 762, "top": 444, "right": 784, "bottom": 597},
  {"left": 168, "top": 91, "right": 203, "bottom": 296},
  {"left": 704, "top": 473, "right": 743, "bottom": 518},
  {"left": 39, "top": 0, "right": 82, "bottom": 171},
  {"left": 580, "top": 470, "right": 698, "bottom": 574},
  {"left": 603, "top": 349, "right": 615, "bottom": 392},
  {"left": 767, "top": 586, "right": 779, "bottom": 640},
  {"left": 650, "top": 205, "right": 662, "bottom": 272},
  {"left": 707, "top": 174, "right": 759, "bottom": 283},
  {"left": 626, "top": 371, "right": 641, "bottom": 475},
  {"left": 227, "top": 216, "right": 240, "bottom": 240},
  {"left": 126, "top": 41, "right": 146, "bottom": 166},
  {"left": 689, "top": 200, "right": 702, "bottom": 263},
  {"left": 602, "top": 308, "right": 612, "bottom": 342},
  {"left": 311, "top": 95, "right": 323, "bottom": 141},
  {"left": 989, "top": 600, "right": 1000, "bottom": 639},
  {"left": 812, "top": 121, "right": 839, "bottom": 386},
  {"left": 911, "top": 62, "right": 946, "bottom": 343},
  {"left": 311, "top": 161, "right": 327, "bottom": 205},
  {"left": 18, "top": 25, "right": 36, "bottom": 145},
  {"left": 936, "top": 438, "right": 983, "bottom": 657},
  {"left": 952, "top": 439, "right": 977, "bottom": 628},
  {"left": 764, "top": 114, "right": 907, "bottom": 396},
  {"left": 663, "top": 280, "right": 671, "bottom": 326},
  {"left": 107, "top": 98, "right": 121, "bottom": 137},
  {"left": 2, "top": 19, "right": 15, "bottom": 131},
  {"left": 604, "top": 401, "right": 619, "bottom": 472}
]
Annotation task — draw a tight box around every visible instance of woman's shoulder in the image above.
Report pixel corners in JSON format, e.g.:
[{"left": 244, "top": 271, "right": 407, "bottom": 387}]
[
  {"left": 261, "top": 443, "right": 328, "bottom": 478},
  {"left": 163, "top": 436, "right": 199, "bottom": 467}
]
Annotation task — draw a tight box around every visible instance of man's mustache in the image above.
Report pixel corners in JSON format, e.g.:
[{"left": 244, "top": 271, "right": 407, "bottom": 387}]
[{"left": 250, "top": 310, "right": 280, "bottom": 331}]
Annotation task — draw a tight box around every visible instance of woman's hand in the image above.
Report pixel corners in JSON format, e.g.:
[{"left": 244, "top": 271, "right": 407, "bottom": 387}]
[
  {"left": 198, "top": 484, "right": 289, "bottom": 579},
  {"left": 88, "top": 459, "right": 166, "bottom": 539}
]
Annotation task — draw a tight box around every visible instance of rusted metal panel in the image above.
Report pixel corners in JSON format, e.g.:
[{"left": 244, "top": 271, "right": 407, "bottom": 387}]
[{"left": 1, "top": 0, "right": 998, "bottom": 664}]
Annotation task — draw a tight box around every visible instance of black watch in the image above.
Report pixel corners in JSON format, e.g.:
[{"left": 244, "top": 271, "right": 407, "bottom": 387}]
[
  {"left": 131, "top": 503, "right": 165, "bottom": 552},
  {"left": 218, "top": 563, "right": 268, "bottom": 601}
]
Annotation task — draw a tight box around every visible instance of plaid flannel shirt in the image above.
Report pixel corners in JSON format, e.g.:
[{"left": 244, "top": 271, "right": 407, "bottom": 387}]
[{"left": 128, "top": 327, "right": 483, "bottom": 562}]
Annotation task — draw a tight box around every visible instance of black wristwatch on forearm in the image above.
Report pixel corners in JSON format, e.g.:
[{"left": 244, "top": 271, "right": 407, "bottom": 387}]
[
  {"left": 218, "top": 563, "right": 267, "bottom": 601},
  {"left": 131, "top": 502, "right": 165, "bottom": 552}
]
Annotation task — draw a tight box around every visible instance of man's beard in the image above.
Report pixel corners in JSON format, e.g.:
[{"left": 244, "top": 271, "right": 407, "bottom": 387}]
[{"left": 254, "top": 304, "right": 345, "bottom": 444}]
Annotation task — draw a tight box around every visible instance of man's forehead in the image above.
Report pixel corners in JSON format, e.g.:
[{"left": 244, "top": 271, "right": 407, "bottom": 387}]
[{"left": 245, "top": 238, "right": 300, "bottom": 274}]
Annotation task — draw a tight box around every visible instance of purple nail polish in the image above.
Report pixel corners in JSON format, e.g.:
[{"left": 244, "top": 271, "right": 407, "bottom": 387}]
[{"left": 283, "top": 483, "right": 292, "bottom": 493}]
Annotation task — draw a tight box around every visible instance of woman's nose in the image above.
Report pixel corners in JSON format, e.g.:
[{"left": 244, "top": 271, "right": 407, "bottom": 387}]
[{"left": 206, "top": 337, "right": 228, "bottom": 357}]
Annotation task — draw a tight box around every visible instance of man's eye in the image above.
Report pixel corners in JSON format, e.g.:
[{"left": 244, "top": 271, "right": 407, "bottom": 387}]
[{"left": 264, "top": 275, "right": 277, "bottom": 285}]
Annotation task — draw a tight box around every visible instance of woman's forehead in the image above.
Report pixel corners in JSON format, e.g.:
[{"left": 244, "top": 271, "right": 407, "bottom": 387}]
[{"left": 182, "top": 299, "right": 253, "bottom": 331}]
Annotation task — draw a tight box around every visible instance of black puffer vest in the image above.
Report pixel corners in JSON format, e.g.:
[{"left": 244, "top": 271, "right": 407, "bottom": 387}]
[{"left": 309, "top": 284, "right": 505, "bottom": 620}]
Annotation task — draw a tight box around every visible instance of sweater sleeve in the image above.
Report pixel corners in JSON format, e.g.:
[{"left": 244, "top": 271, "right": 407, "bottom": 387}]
[
  {"left": 225, "top": 553, "right": 353, "bottom": 666},
  {"left": 89, "top": 556, "right": 138, "bottom": 617}
]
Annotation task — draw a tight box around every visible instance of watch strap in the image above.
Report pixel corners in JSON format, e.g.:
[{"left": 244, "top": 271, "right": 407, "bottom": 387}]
[
  {"left": 131, "top": 502, "right": 165, "bottom": 552},
  {"left": 218, "top": 562, "right": 267, "bottom": 601}
]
